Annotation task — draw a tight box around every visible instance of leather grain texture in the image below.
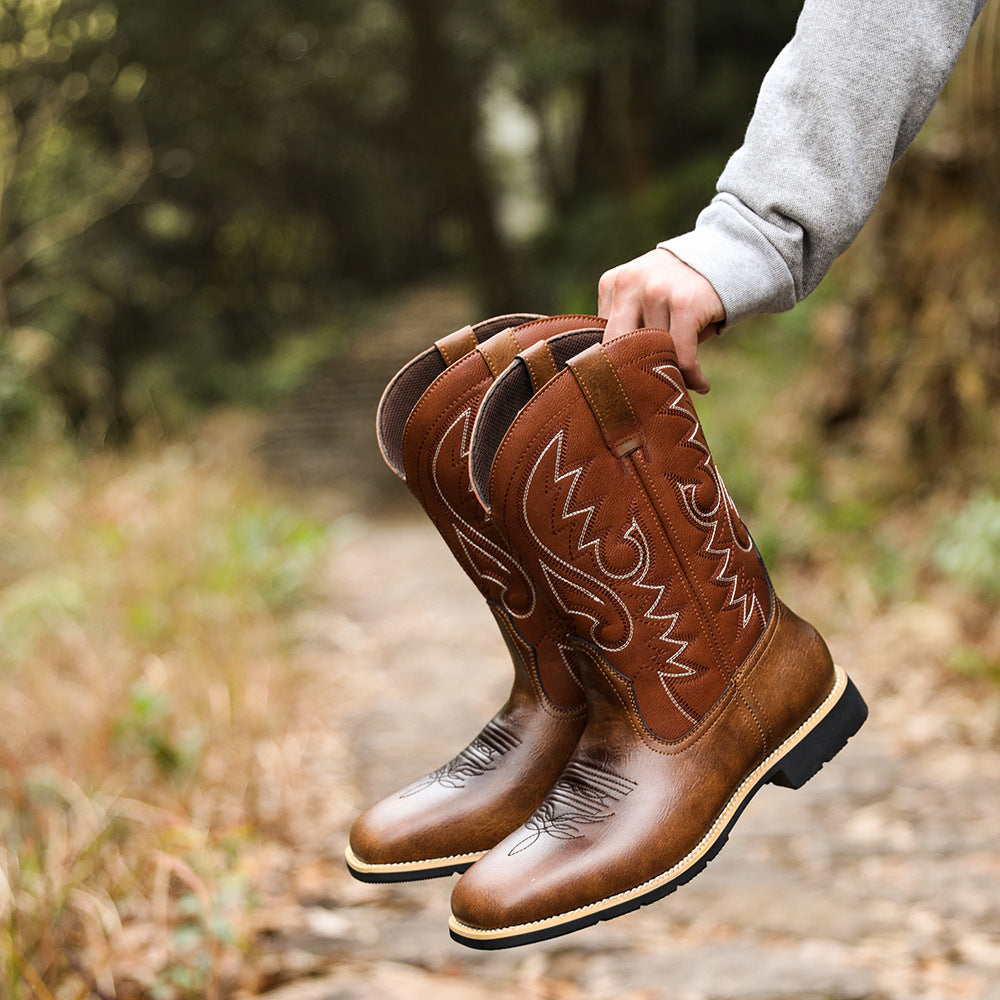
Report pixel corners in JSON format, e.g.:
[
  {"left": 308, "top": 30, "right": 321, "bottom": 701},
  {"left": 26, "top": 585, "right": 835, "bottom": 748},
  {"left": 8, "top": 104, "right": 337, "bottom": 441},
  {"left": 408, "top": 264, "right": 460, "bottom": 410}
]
[
  {"left": 452, "top": 327, "right": 857, "bottom": 941},
  {"left": 480, "top": 328, "right": 523, "bottom": 380},
  {"left": 520, "top": 340, "right": 559, "bottom": 393},
  {"left": 486, "top": 329, "right": 775, "bottom": 741},
  {"left": 349, "top": 315, "right": 606, "bottom": 876},
  {"left": 567, "top": 342, "right": 644, "bottom": 458},
  {"left": 377, "top": 313, "right": 541, "bottom": 478}
]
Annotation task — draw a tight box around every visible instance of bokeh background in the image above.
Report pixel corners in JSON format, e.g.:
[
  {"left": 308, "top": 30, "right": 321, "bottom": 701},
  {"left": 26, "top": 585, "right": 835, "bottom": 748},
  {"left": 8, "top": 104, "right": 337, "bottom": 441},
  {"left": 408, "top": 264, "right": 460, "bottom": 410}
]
[{"left": 1, "top": 1, "right": 999, "bottom": 997}]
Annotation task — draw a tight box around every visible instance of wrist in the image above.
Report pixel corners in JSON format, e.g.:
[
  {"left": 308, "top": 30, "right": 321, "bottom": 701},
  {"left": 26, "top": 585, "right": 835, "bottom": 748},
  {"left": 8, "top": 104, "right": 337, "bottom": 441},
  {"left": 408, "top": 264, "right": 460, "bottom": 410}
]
[{"left": 659, "top": 199, "right": 796, "bottom": 329}]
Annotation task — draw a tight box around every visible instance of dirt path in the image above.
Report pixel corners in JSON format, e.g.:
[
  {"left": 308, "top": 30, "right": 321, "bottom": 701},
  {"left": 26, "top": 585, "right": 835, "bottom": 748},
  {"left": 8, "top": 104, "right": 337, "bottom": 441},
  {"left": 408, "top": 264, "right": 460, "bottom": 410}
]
[
  {"left": 250, "top": 282, "right": 1000, "bottom": 999},
  {"left": 247, "top": 511, "right": 1000, "bottom": 1000}
]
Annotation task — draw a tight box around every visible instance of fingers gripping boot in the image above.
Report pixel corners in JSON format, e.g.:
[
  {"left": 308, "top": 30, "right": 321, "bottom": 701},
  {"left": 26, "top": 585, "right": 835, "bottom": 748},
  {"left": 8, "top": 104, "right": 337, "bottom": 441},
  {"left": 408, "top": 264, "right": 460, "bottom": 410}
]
[
  {"left": 346, "top": 315, "right": 607, "bottom": 882},
  {"left": 450, "top": 329, "right": 868, "bottom": 946}
]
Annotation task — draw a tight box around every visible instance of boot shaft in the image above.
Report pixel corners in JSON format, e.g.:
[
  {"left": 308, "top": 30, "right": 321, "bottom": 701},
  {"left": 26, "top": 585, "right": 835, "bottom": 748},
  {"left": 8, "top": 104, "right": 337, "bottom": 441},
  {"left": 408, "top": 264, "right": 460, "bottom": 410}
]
[
  {"left": 472, "top": 328, "right": 775, "bottom": 742},
  {"left": 377, "top": 314, "right": 605, "bottom": 710}
]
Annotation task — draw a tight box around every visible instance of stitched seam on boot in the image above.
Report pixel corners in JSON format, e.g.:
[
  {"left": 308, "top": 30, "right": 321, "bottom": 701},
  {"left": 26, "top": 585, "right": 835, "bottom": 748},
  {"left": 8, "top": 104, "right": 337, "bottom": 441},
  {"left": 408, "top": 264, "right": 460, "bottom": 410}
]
[
  {"left": 572, "top": 639, "right": 744, "bottom": 757},
  {"left": 350, "top": 848, "right": 486, "bottom": 870},
  {"left": 404, "top": 372, "right": 492, "bottom": 511},
  {"left": 481, "top": 329, "right": 523, "bottom": 380},
  {"left": 493, "top": 604, "right": 586, "bottom": 719},
  {"left": 407, "top": 373, "right": 566, "bottom": 670},
  {"left": 495, "top": 412, "right": 669, "bottom": 737},
  {"left": 494, "top": 391, "right": 742, "bottom": 754},
  {"left": 602, "top": 352, "right": 645, "bottom": 456},
  {"left": 571, "top": 640, "right": 654, "bottom": 743},
  {"left": 734, "top": 600, "right": 785, "bottom": 753},
  {"left": 734, "top": 687, "right": 768, "bottom": 761},
  {"left": 634, "top": 454, "right": 733, "bottom": 677},
  {"left": 491, "top": 341, "right": 776, "bottom": 755},
  {"left": 490, "top": 369, "right": 574, "bottom": 516},
  {"left": 404, "top": 372, "right": 514, "bottom": 596},
  {"left": 737, "top": 599, "right": 836, "bottom": 756},
  {"left": 571, "top": 356, "right": 643, "bottom": 458}
]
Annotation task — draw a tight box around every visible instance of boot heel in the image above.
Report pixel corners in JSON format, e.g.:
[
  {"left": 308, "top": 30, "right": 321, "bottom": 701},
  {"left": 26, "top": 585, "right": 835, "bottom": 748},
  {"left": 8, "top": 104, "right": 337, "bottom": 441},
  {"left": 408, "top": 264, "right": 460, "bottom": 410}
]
[{"left": 768, "top": 677, "right": 868, "bottom": 789}]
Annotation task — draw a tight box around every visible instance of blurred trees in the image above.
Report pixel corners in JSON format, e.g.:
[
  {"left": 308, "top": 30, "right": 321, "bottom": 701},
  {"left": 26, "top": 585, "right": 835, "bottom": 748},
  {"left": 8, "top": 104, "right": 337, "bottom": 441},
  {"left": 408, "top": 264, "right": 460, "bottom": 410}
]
[
  {"left": 1, "top": 0, "right": 436, "bottom": 439},
  {"left": 3, "top": 0, "right": 993, "bottom": 458},
  {"left": 1, "top": 0, "right": 804, "bottom": 441},
  {"left": 1, "top": 0, "right": 152, "bottom": 439}
]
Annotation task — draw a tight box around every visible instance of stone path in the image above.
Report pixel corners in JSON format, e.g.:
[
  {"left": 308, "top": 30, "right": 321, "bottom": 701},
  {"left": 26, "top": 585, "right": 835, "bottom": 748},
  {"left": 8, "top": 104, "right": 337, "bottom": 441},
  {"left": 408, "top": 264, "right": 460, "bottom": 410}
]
[{"left": 258, "top": 281, "right": 476, "bottom": 502}]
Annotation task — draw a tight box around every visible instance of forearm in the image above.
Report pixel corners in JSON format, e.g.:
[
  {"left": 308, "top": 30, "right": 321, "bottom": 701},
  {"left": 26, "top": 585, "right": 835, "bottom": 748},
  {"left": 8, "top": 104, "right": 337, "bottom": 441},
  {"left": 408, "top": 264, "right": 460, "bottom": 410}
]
[{"left": 663, "top": 0, "right": 988, "bottom": 328}]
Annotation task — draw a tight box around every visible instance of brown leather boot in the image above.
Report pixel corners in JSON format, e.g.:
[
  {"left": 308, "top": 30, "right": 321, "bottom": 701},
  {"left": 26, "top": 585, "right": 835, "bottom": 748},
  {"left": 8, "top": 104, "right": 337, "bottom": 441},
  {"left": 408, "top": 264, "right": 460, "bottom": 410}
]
[
  {"left": 346, "top": 315, "right": 607, "bottom": 882},
  {"left": 450, "top": 327, "right": 867, "bottom": 947}
]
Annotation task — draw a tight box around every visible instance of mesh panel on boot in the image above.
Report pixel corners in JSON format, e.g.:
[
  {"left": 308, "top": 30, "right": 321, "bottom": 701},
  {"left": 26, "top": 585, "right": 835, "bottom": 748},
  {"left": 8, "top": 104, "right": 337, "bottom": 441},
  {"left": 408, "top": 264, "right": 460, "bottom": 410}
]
[
  {"left": 377, "top": 314, "right": 542, "bottom": 478},
  {"left": 377, "top": 346, "right": 448, "bottom": 477},
  {"left": 471, "top": 365, "right": 531, "bottom": 511},
  {"left": 548, "top": 328, "right": 604, "bottom": 367}
]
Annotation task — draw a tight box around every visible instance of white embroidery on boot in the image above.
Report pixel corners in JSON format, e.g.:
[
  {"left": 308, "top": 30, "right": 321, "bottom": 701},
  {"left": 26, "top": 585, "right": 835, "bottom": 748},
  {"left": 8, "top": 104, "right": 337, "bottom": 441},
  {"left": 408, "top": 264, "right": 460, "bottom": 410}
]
[
  {"left": 652, "top": 367, "right": 768, "bottom": 628},
  {"left": 523, "top": 432, "right": 636, "bottom": 652},
  {"left": 523, "top": 432, "right": 699, "bottom": 722},
  {"left": 433, "top": 407, "right": 536, "bottom": 619}
]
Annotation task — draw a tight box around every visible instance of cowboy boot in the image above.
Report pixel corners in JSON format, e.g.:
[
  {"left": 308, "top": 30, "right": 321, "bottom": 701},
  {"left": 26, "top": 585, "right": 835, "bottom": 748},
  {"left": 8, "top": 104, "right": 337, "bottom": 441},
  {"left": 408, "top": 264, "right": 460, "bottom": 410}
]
[
  {"left": 346, "top": 314, "right": 608, "bottom": 882},
  {"left": 450, "top": 327, "right": 867, "bottom": 947}
]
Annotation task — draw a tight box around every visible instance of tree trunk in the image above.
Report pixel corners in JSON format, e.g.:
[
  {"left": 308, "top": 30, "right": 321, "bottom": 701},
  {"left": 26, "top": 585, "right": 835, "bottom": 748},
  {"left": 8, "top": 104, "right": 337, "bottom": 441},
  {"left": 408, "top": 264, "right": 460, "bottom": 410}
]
[{"left": 398, "top": 0, "right": 520, "bottom": 313}]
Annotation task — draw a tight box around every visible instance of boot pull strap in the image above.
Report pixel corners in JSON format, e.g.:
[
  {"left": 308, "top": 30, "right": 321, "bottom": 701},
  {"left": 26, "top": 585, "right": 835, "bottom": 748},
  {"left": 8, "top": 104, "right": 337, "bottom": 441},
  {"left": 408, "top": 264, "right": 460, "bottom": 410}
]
[
  {"left": 520, "top": 340, "right": 559, "bottom": 393},
  {"left": 479, "top": 328, "right": 522, "bottom": 379},
  {"left": 434, "top": 324, "right": 478, "bottom": 366},
  {"left": 567, "top": 343, "right": 644, "bottom": 458}
]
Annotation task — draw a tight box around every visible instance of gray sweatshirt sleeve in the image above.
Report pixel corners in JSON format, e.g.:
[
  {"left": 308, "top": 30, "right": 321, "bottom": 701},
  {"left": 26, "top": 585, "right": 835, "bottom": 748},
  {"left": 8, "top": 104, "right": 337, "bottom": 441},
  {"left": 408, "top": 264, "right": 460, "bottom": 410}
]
[{"left": 660, "top": 0, "right": 988, "bottom": 328}]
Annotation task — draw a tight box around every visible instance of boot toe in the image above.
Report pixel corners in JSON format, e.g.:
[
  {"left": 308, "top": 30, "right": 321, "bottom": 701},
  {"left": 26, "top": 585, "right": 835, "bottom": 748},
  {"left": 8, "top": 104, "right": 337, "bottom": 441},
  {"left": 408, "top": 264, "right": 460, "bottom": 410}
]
[
  {"left": 348, "top": 798, "right": 404, "bottom": 868},
  {"left": 450, "top": 846, "right": 556, "bottom": 934}
]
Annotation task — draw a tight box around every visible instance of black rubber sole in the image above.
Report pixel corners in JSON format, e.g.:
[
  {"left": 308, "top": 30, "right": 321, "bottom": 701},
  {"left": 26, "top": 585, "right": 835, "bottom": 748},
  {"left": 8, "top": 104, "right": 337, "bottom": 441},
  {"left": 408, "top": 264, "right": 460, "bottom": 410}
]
[
  {"left": 450, "top": 674, "right": 868, "bottom": 950},
  {"left": 344, "top": 843, "right": 484, "bottom": 884},
  {"left": 346, "top": 859, "right": 476, "bottom": 884},
  {"left": 766, "top": 676, "right": 868, "bottom": 789}
]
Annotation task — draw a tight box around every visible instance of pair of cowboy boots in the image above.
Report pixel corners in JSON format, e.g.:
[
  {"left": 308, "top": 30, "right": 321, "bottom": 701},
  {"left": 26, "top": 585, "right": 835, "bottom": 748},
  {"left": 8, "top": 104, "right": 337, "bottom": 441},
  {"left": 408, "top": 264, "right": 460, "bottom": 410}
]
[{"left": 346, "top": 315, "right": 867, "bottom": 949}]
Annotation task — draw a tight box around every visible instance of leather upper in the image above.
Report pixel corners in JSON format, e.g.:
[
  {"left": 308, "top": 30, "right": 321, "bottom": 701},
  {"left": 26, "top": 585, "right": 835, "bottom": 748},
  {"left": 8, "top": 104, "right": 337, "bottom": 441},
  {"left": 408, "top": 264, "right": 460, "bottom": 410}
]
[
  {"left": 477, "top": 329, "right": 774, "bottom": 741},
  {"left": 400, "top": 315, "right": 608, "bottom": 710}
]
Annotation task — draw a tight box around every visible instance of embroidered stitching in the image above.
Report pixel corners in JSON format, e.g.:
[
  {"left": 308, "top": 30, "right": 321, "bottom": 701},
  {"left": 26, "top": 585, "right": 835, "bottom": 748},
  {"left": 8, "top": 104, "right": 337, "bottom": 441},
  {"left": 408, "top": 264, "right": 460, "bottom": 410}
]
[
  {"left": 400, "top": 720, "right": 521, "bottom": 797},
  {"left": 555, "top": 641, "right": 586, "bottom": 692},
  {"left": 507, "top": 760, "right": 637, "bottom": 855},
  {"left": 522, "top": 430, "right": 702, "bottom": 720},
  {"left": 432, "top": 407, "right": 536, "bottom": 620},
  {"left": 651, "top": 366, "right": 768, "bottom": 628},
  {"left": 452, "top": 667, "right": 848, "bottom": 937}
]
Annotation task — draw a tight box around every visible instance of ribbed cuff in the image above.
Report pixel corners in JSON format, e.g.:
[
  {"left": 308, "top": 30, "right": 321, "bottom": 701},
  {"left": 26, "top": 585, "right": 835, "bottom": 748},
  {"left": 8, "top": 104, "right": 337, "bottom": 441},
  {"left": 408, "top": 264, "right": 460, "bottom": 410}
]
[{"left": 659, "top": 196, "right": 798, "bottom": 330}]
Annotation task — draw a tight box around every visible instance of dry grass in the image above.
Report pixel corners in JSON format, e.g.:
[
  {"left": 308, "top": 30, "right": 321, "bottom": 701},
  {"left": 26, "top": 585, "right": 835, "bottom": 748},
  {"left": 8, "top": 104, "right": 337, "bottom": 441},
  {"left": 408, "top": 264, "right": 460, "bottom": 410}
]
[{"left": 0, "top": 414, "right": 333, "bottom": 998}]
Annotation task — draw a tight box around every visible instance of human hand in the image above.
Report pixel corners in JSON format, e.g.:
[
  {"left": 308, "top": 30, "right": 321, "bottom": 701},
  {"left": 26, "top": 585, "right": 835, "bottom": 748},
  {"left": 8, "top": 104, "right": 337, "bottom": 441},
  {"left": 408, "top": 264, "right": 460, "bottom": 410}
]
[{"left": 598, "top": 248, "right": 725, "bottom": 394}]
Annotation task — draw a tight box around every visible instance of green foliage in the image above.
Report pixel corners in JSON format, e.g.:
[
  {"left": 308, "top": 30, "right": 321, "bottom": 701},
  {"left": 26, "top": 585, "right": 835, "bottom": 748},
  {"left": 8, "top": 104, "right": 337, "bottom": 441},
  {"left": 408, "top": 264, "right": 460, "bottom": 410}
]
[
  {"left": 948, "top": 644, "right": 1000, "bottom": 685},
  {"left": 115, "top": 678, "right": 204, "bottom": 775},
  {"left": 1, "top": 0, "right": 805, "bottom": 441},
  {"left": 0, "top": 770, "right": 131, "bottom": 1000},
  {"left": 1, "top": 763, "right": 255, "bottom": 999},
  {"left": 204, "top": 503, "right": 330, "bottom": 614},
  {"left": 931, "top": 492, "right": 1000, "bottom": 599},
  {"left": 0, "top": 0, "right": 445, "bottom": 439}
]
